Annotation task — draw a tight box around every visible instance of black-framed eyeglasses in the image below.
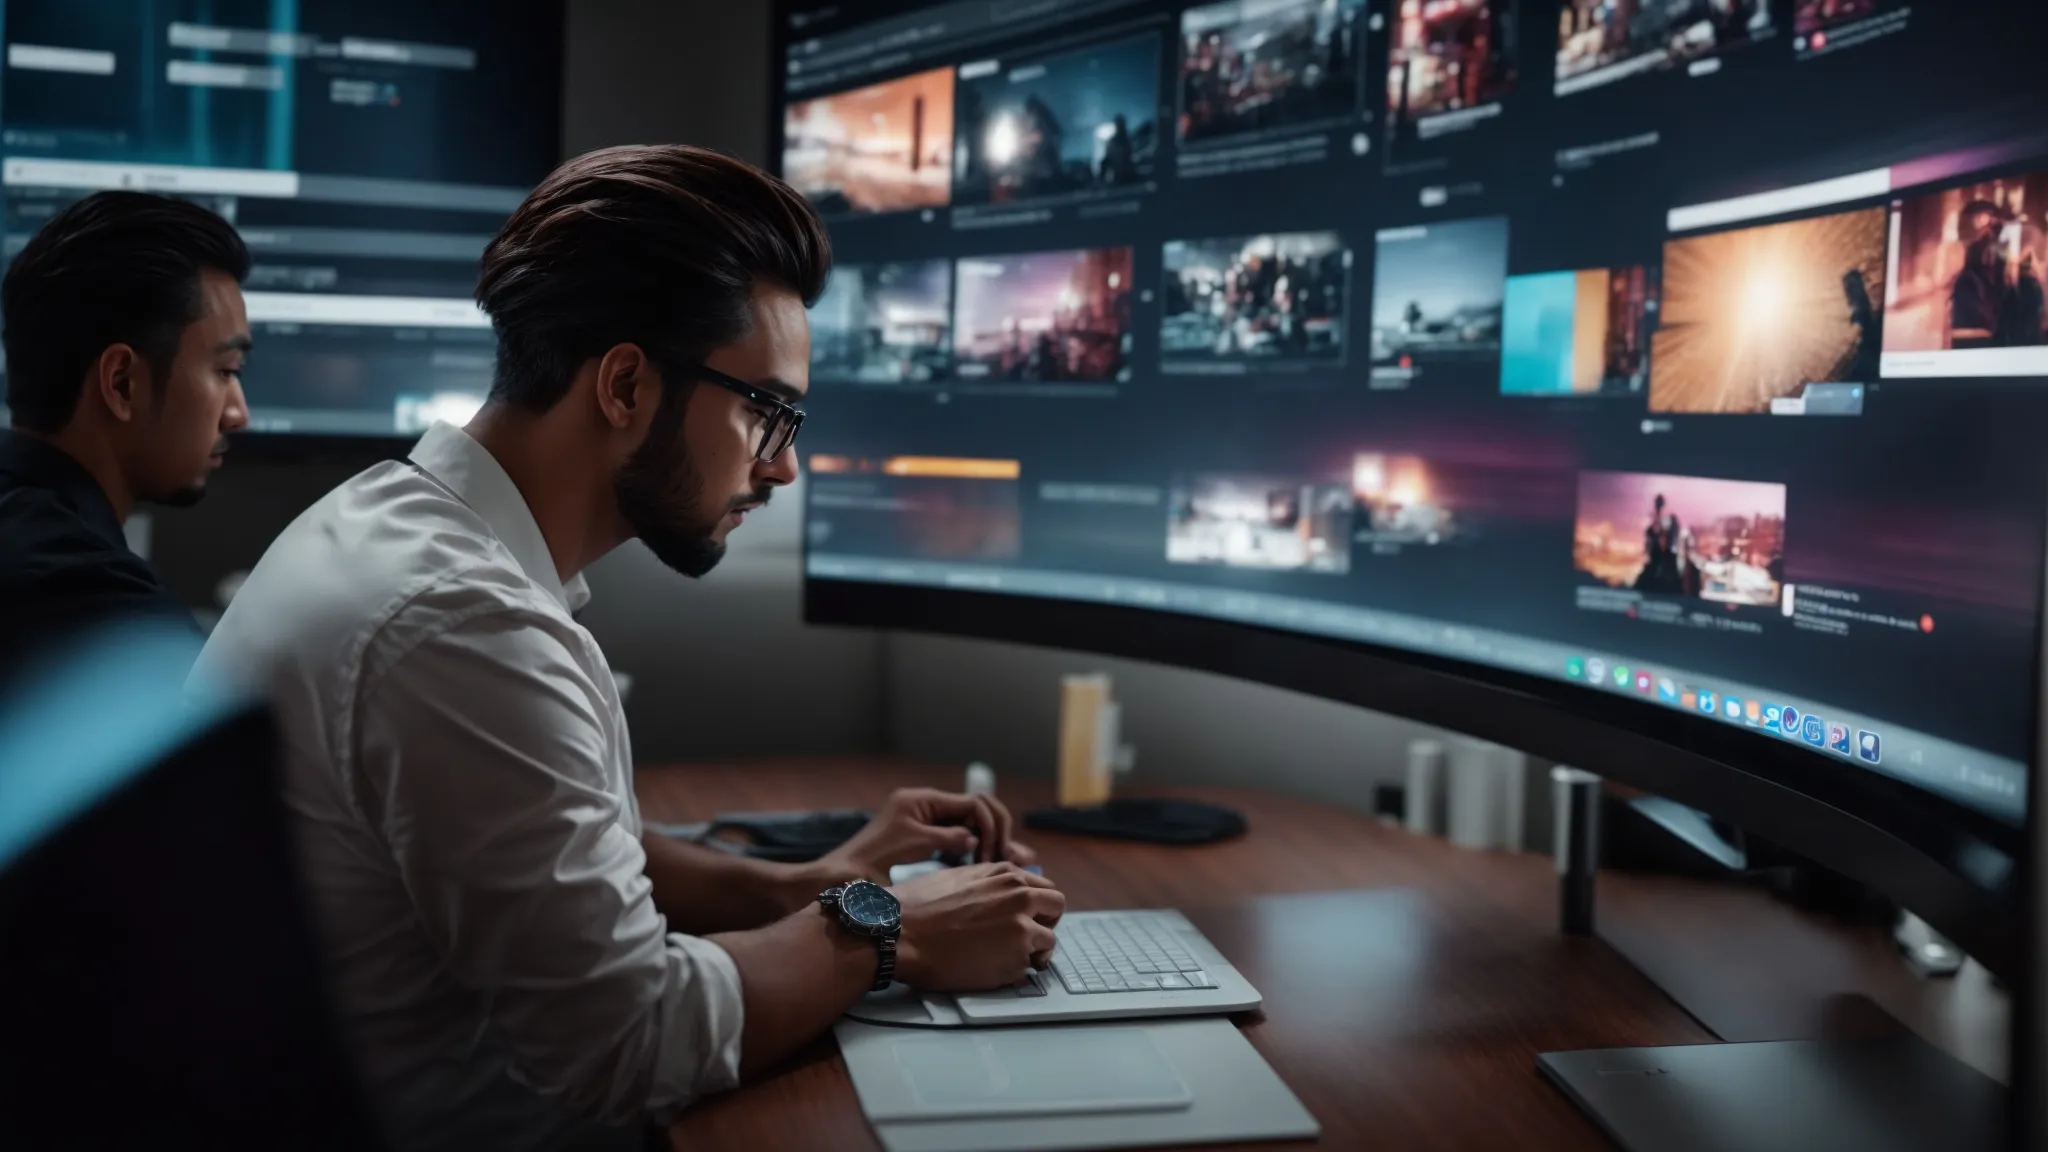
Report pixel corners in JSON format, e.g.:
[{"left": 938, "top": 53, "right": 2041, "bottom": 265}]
[{"left": 690, "top": 364, "right": 805, "bottom": 463}]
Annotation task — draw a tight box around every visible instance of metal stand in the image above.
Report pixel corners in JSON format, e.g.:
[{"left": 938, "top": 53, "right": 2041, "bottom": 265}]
[
  {"left": 1551, "top": 766, "right": 1601, "bottom": 936},
  {"left": 1536, "top": 767, "right": 2007, "bottom": 1152}
]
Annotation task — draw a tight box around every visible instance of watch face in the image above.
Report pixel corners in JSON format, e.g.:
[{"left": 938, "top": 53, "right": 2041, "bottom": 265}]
[{"left": 840, "top": 882, "right": 900, "bottom": 928}]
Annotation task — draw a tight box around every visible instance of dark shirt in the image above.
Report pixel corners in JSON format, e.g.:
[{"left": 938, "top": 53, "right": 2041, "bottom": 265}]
[
  {"left": 0, "top": 429, "right": 195, "bottom": 688},
  {"left": 1951, "top": 239, "right": 2008, "bottom": 335}
]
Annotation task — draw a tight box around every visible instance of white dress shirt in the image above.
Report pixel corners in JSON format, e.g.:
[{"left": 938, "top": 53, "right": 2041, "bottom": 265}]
[{"left": 193, "top": 423, "right": 745, "bottom": 1152}]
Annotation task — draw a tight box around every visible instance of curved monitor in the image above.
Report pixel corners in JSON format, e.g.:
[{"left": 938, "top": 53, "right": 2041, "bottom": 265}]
[
  {"left": 0, "top": 0, "right": 564, "bottom": 441},
  {"left": 779, "top": 0, "right": 2047, "bottom": 975}
]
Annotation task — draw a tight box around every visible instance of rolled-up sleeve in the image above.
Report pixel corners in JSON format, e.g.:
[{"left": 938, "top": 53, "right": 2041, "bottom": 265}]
[{"left": 355, "top": 608, "right": 743, "bottom": 1125}]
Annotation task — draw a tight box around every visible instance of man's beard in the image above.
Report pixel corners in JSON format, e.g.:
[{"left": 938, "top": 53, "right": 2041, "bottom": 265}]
[
  {"left": 612, "top": 390, "right": 765, "bottom": 578},
  {"left": 150, "top": 437, "right": 227, "bottom": 509}
]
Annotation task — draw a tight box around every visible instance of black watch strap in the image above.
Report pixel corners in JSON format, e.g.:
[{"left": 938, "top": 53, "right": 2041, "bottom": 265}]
[{"left": 872, "top": 933, "right": 897, "bottom": 992}]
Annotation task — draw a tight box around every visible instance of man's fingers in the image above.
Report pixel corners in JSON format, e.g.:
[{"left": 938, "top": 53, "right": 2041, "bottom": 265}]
[
  {"left": 929, "top": 825, "right": 977, "bottom": 858},
  {"left": 982, "top": 795, "right": 1015, "bottom": 864},
  {"left": 1024, "top": 886, "right": 1067, "bottom": 928},
  {"left": 897, "top": 789, "right": 1002, "bottom": 861},
  {"left": 1000, "top": 864, "right": 1058, "bottom": 889},
  {"left": 904, "top": 789, "right": 983, "bottom": 822},
  {"left": 1025, "top": 923, "right": 1058, "bottom": 957},
  {"left": 972, "top": 794, "right": 1008, "bottom": 864},
  {"left": 1003, "top": 839, "right": 1038, "bottom": 867}
]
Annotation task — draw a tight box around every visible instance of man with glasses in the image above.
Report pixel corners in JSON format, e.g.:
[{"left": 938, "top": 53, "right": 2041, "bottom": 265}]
[{"left": 193, "top": 145, "right": 1065, "bottom": 1152}]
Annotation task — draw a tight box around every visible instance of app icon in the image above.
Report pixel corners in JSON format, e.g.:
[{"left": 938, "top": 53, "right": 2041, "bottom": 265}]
[
  {"left": 1780, "top": 706, "right": 1802, "bottom": 735},
  {"left": 1744, "top": 700, "right": 1762, "bottom": 724},
  {"left": 1723, "top": 697, "right": 1743, "bottom": 721},
  {"left": 1612, "top": 664, "right": 1630, "bottom": 687},
  {"left": 1762, "top": 704, "right": 1783, "bottom": 731},
  {"left": 1680, "top": 690, "right": 1697, "bottom": 710},
  {"left": 1801, "top": 714, "right": 1826, "bottom": 746},
  {"left": 1635, "top": 671, "right": 1653, "bottom": 693},
  {"left": 1697, "top": 691, "right": 1718, "bottom": 715},
  {"left": 1566, "top": 657, "right": 1585, "bottom": 680},
  {"left": 1856, "top": 730, "right": 1882, "bottom": 764},
  {"left": 1658, "top": 677, "right": 1678, "bottom": 702},
  {"left": 1827, "top": 723, "right": 1851, "bottom": 755},
  {"left": 1587, "top": 658, "right": 1606, "bottom": 683}
]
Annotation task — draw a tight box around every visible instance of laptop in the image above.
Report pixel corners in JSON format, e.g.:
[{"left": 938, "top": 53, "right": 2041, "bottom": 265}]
[{"left": 847, "top": 908, "right": 1263, "bottom": 1028}]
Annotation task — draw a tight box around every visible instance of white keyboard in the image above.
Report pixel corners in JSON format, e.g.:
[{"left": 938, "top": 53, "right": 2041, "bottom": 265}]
[{"left": 1044, "top": 912, "right": 1220, "bottom": 995}]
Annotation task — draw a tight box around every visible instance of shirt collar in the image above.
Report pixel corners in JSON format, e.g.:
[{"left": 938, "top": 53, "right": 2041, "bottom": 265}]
[
  {"left": 407, "top": 422, "right": 589, "bottom": 612},
  {"left": 0, "top": 429, "right": 125, "bottom": 547}
]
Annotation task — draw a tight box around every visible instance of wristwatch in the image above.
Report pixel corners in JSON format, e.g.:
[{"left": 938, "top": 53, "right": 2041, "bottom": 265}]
[{"left": 818, "top": 878, "right": 902, "bottom": 991}]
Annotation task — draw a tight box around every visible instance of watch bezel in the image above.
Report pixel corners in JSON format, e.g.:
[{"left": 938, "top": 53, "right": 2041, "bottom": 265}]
[{"left": 822, "top": 878, "right": 902, "bottom": 937}]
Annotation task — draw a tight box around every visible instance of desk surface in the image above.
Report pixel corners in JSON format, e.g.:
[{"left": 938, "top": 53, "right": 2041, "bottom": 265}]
[{"left": 643, "top": 761, "right": 1721, "bottom": 1151}]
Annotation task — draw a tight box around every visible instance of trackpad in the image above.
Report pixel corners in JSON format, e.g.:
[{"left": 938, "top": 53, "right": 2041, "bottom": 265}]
[
  {"left": 864, "top": 1027, "right": 1192, "bottom": 1122},
  {"left": 842, "top": 984, "right": 966, "bottom": 1027}
]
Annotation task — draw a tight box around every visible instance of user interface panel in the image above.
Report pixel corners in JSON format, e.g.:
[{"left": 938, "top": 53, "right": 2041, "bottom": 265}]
[{"left": 786, "top": 0, "right": 2045, "bottom": 821}]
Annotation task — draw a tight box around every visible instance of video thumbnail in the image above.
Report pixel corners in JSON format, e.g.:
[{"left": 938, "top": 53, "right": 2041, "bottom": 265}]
[
  {"left": 953, "top": 247, "right": 1134, "bottom": 382},
  {"left": 952, "top": 35, "right": 1160, "bottom": 208},
  {"left": 1178, "top": 0, "right": 1367, "bottom": 147},
  {"left": 1555, "top": 1, "right": 1775, "bottom": 97},
  {"left": 810, "top": 260, "right": 953, "bottom": 385},
  {"left": 1795, "top": 0, "right": 1872, "bottom": 32},
  {"left": 1500, "top": 265, "right": 1658, "bottom": 396},
  {"left": 1648, "top": 207, "right": 1888, "bottom": 414},
  {"left": 1369, "top": 216, "right": 1509, "bottom": 381},
  {"left": 1795, "top": 0, "right": 1887, "bottom": 34},
  {"left": 1793, "top": 0, "right": 1913, "bottom": 56},
  {"left": 1574, "top": 471, "right": 1788, "bottom": 607},
  {"left": 1383, "top": 0, "right": 1516, "bottom": 156},
  {"left": 783, "top": 68, "right": 954, "bottom": 216},
  {"left": 1881, "top": 172, "right": 2048, "bottom": 378},
  {"left": 1351, "top": 454, "right": 1461, "bottom": 549},
  {"left": 807, "top": 455, "right": 1022, "bottom": 562},
  {"left": 1167, "top": 474, "right": 1353, "bottom": 574},
  {"left": 1160, "top": 231, "right": 1349, "bottom": 367}
]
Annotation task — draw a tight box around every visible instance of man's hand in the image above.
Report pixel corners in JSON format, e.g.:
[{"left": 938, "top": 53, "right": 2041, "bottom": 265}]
[
  {"left": 891, "top": 863, "right": 1065, "bottom": 992},
  {"left": 818, "top": 787, "right": 1038, "bottom": 885}
]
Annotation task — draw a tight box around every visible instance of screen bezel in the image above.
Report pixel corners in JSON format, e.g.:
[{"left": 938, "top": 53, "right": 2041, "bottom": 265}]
[
  {"left": 771, "top": 0, "right": 2038, "bottom": 981},
  {"left": 808, "top": 576, "right": 2027, "bottom": 977}
]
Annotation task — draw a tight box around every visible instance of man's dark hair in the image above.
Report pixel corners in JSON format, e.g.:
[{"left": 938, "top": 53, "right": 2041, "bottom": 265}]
[
  {"left": 3, "top": 191, "right": 251, "bottom": 433},
  {"left": 476, "top": 144, "right": 832, "bottom": 413}
]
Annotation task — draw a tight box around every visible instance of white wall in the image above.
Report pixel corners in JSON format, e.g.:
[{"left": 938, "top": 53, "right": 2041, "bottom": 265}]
[{"left": 882, "top": 632, "right": 1445, "bottom": 806}]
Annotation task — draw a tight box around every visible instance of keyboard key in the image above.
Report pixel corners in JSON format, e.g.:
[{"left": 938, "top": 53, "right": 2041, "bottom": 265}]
[{"left": 1052, "top": 915, "right": 1235, "bottom": 995}]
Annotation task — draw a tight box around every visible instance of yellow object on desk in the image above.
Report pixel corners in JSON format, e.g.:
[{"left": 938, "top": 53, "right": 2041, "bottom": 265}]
[{"left": 1057, "top": 673, "right": 1117, "bottom": 808}]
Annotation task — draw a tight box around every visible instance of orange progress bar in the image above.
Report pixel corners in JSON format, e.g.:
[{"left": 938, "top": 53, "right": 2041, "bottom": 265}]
[{"left": 881, "top": 457, "right": 1021, "bottom": 479}]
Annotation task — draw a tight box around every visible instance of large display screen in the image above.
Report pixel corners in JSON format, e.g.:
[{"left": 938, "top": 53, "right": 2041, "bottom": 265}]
[
  {"left": 0, "top": 0, "right": 562, "bottom": 436},
  {"left": 783, "top": 0, "right": 2046, "bottom": 824}
]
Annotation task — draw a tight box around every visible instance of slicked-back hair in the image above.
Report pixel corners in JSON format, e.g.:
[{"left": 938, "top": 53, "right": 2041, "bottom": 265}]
[
  {"left": 476, "top": 145, "right": 833, "bottom": 414},
  {"left": 3, "top": 191, "right": 251, "bottom": 433}
]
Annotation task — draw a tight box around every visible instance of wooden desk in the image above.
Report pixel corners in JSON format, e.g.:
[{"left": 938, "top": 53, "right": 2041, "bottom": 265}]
[{"left": 643, "top": 762, "right": 1716, "bottom": 1151}]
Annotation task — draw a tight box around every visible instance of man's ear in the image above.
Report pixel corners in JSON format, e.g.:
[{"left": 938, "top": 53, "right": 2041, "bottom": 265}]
[
  {"left": 93, "top": 345, "right": 144, "bottom": 424},
  {"left": 592, "top": 344, "right": 657, "bottom": 431}
]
